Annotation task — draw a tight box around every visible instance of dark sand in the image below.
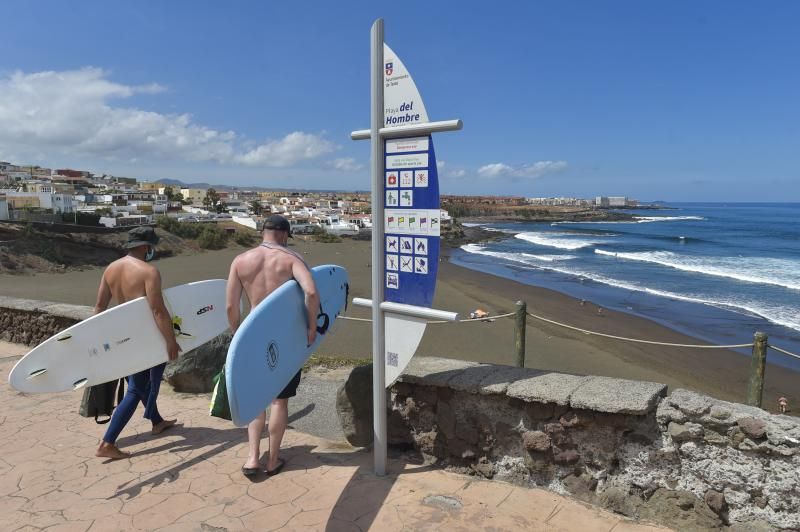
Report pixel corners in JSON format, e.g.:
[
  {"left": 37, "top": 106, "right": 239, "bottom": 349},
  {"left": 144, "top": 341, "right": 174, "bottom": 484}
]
[{"left": 1, "top": 238, "right": 797, "bottom": 413}]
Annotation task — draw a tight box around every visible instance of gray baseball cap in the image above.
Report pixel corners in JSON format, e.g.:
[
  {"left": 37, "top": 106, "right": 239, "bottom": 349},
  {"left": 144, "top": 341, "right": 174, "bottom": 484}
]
[{"left": 124, "top": 226, "right": 160, "bottom": 249}]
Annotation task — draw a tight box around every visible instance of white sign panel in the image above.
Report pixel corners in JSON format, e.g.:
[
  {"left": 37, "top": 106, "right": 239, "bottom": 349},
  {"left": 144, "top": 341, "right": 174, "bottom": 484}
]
[
  {"left": 385, "top": 314, "right": 427, "bottom": 386},
  {"left": 386, "top": 136, "right": 430, "bottom": 154},
  {"left": 384, "top": 44, "right": 429, "bottom": 128},
  {"left": 386, "top": 153, "right": 429, "bottom": 170}
]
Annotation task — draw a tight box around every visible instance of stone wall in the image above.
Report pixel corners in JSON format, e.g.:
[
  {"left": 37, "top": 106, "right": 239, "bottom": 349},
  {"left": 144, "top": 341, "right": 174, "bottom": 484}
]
[
  {"left": 338, "top": 358, "right": 799, "bottom": 531},
  {"left": 0, "top": 296, "right": 92, "bottom": 346}
]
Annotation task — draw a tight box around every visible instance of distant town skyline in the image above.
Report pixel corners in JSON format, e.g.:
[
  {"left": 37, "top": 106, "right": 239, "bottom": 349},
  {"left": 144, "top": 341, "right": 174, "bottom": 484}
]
[{"left": 1, "top": 1, "right": 798, "bottom": 201}]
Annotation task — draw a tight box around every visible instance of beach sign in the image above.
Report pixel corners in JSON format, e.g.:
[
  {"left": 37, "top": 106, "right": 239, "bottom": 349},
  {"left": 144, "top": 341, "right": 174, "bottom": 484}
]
[
  {"left": 350, "top": 18, "right": 462, "bottom": 475},
  {"left": 380, "top": 46, "right": 444, "bottom": 387},
  {"left": 383, "top": 135, "right": 440, "bottom": 307}
]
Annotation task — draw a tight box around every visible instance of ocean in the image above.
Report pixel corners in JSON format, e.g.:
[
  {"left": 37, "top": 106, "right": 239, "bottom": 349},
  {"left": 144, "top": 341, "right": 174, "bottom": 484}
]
[{"left": 452, "top": 203, "right": 800, "bottom": 371}]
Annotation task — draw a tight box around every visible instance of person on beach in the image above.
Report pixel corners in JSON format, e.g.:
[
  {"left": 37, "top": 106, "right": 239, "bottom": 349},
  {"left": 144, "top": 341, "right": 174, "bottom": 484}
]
[
  {"left": 94, "top": 226, "right": 180, "bottom": 459},
  {"left": 226, "top": 215, "right": 320, "bottom": 477}
]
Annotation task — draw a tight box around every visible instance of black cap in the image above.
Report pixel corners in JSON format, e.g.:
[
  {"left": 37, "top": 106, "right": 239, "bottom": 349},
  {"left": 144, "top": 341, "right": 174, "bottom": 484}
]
[
  {"left": 262, "top": 215, "right": 293, "bottom": 238},
  {"left": 125, "top": 226, "right": 160, "bottom": 249}
]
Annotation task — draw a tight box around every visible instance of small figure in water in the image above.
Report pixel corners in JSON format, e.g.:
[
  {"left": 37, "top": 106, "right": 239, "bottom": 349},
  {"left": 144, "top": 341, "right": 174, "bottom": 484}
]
[{"left": 778, "top": 396, "right": 788, "bottom": 414}]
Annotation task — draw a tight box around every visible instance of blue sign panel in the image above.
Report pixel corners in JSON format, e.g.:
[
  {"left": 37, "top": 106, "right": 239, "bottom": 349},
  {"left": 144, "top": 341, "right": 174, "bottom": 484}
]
[{"left": 383, "top": 135, "right": 440, "bottom": 307}]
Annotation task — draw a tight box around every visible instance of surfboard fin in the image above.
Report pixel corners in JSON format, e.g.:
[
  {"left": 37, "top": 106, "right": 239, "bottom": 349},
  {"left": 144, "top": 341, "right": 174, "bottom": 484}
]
[
  {"left": 57, "top": 335, "right": 72, "bottom": 342},
  {"left": 27, "top": 368, "right": 47, "bottom": 379},
  {"left": 72, "top": 378, "right": 88, "bottom": 390}
]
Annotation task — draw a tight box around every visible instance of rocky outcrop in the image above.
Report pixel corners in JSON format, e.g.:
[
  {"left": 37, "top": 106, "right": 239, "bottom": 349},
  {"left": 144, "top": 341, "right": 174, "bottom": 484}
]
[
  {"left": 335, "top": 363, "right": 373, "bottom": 447},
  {"left": 164, "top": 332, "right": 230, "bottom": 393},
  {"left": 337, "top": 357, "right": 800, "bottom": 530}
]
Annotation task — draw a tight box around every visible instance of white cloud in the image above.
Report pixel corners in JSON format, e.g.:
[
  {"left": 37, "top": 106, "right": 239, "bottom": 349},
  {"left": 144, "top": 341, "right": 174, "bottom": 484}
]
[
  {"left": 326, "top": 157, "right": 364, "bottom": 172},
  {"left": 0, "top": 67, "right": 336, "bottom": 168},
  {"left": 435, "top": 160, "right": 467, "bottom": 178},
  {"left": 477, "top": 160, "right": 567, "bottom": 179},
  {"left": 236, "top": 132, "right": 335, "bottom": 167}
]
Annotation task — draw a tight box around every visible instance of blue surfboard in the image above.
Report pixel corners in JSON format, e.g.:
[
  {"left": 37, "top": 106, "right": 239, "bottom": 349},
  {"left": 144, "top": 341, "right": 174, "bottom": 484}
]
[{"left": 225, "top": 264, "right": 349, "bottom": 426}]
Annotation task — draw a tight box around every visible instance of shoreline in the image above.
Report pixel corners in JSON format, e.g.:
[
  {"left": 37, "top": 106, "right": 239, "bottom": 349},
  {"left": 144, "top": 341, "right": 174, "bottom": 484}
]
[{"left": 1, "top": 238, "right": 797, "bottom": 414}]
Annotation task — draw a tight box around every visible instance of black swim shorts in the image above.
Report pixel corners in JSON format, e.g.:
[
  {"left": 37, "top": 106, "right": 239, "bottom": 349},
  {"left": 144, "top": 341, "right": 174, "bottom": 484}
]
[{"left": 277, "top": 370, "right": 301, "bottom": 399}]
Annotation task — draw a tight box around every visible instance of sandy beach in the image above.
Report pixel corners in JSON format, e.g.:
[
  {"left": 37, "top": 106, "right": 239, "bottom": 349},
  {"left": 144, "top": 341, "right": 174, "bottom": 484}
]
[{"left": 1, "top": 237, "right": 797, "bottom": 413}]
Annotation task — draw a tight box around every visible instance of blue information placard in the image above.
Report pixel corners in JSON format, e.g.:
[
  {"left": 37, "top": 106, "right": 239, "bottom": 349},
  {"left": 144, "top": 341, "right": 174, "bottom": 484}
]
[{"left": 383, "top": 135, "right": 440, "bottom": 307}]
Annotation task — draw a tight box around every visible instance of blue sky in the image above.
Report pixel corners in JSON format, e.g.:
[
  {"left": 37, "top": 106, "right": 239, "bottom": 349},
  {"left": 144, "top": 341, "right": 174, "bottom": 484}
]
[{"left": 1, "top": 1, "right": 798, "bottom": 201}]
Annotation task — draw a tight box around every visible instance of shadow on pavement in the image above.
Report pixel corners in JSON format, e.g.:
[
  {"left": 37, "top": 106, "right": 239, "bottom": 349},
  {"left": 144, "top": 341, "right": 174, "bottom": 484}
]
[{"left": 113, "top": 403, "right": 318, "bottom": 498}]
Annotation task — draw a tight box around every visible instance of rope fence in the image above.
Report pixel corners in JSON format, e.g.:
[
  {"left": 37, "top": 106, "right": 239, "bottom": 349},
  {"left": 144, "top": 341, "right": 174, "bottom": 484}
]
[
  {"left": 338, "top": 299, "right": 799, "bottom": 408},
  {"left": 339, "top": 311, "right": 516, "bottom": 324},
  {"left": 768, "top": 344, "right": 800, "bottom": 361},
  {"left": 524, "top": 311, "right": 755, "bottom": 349},
  {"left": 339, "top": 309, "right": 799, "bottom": 356}
]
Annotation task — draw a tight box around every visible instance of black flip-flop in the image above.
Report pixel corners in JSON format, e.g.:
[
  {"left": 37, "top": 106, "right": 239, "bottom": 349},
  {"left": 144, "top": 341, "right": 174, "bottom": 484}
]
[
  {"left": 266, "top": 458, "right": 285, "bottom": 477},
  {"left": 241, "top": 466, "right": 260, "bottom": 477}
]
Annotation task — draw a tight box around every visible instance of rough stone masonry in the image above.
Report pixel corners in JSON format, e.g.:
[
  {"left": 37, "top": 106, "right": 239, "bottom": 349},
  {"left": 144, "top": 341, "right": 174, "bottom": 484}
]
[{"left": 337, "top": 358, "right": 800, "bottom": 531}]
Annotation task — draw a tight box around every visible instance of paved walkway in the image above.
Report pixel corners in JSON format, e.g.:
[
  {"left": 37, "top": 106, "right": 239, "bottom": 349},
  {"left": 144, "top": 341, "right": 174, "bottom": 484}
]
[{"left": 0, "top": 342, "right": 668, "bottom": 531}]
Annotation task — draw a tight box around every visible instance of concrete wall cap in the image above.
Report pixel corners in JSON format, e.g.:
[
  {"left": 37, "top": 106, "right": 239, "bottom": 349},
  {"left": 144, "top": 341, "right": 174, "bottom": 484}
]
[
  {"left": 507, "top": 373, "right": 590, "bottom": 406},
  {"left": 398, "top": 356, "right": 481, "bottom": 387},
  {"left": 38, "top": 303, "right": 94, "bottom": 321},
  {"left": 571, "top": 376, "right": 667, "bottom": 415},
  {"left": 447, "top": 364, "right": 545, "bottom": 396},
  {"left": 1, "top": 297, "right": 93, "bottom": 320},
  {"left": 0, "top": 296, "right": 56, "bottom": 312}
]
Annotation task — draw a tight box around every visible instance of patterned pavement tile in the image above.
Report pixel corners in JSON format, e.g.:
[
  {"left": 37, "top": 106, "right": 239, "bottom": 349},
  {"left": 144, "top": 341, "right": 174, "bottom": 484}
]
[{"left": 0, "top": 347, "right": 668, "bottom": 532}]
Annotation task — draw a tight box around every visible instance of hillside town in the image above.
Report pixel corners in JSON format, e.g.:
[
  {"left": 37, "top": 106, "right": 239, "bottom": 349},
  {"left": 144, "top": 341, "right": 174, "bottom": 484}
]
[
  {"left": 0, "top": 162, "right": 381, "bottom": 235},
  {"left": 0, "top": 160, "right": 641, "bottom": 234}
]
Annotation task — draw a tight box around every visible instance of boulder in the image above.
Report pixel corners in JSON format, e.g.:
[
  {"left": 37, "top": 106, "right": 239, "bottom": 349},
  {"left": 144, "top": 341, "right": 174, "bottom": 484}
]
[
  {"left": 522, "top": 430, "right": 551, "bottom": 453},
  {"left": 704, "top": 489, "right": 728, "bottom": 518},
  {"left": 335, "top": 364, "right": 374, "bottom": 447},
  {"left": 164, "top": 332, "right": 229, "bottom": 393},
  {"left": 668, "top": 422, "right": 704, "bottom": 442},
  {"left": 737, "top": 417, "right": 767, "bottom": 439}
]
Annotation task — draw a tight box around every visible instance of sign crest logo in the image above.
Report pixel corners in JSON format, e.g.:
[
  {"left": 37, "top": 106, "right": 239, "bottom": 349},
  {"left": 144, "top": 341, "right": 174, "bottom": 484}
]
[{"left": 385, "top": 62, "right": 393, "bottom": 76}]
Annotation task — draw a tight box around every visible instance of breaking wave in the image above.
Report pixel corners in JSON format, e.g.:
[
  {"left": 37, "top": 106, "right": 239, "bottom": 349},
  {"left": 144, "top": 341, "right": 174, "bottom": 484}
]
[
  {"left": 514, "top": 232, "right": 603, "bottom": 250},
  {"left": 459, "top": 244, "right": 800, "bottom": 332},
  {"left": 594, "top": 250, "right": 800, "bottom": 291}
]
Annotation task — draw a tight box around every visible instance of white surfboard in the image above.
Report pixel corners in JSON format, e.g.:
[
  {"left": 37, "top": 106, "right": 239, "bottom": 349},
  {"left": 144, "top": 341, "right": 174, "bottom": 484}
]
[{"left": 8, "top": 280, "right": 229, "bottom": 393}]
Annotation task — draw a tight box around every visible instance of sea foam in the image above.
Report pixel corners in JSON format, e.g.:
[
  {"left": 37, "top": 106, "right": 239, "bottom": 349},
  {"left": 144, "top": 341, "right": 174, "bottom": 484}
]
[
  {"left": 514, "top": 232, "right": 601, "bottom": 250},
  {"left": 460, "top": 244, "right": 800, "bottom": 332},
  {"left": 594, "top": 249, "right": 800, "bottom": 291}
]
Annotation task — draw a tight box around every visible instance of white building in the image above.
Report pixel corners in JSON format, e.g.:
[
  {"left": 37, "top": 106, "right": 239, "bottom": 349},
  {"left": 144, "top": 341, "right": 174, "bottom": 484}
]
[
  {"left": 0, "top": 194, "right": 9, "bottom": 220},
  {"left": 609, "top": 196, "right": 628, "bottom": 207},
  {"left": 181, "top": 188, "right": 207, "bottom": 205},
  {"left": 4, "top": 191, "right": 74, "bottom": 213}
]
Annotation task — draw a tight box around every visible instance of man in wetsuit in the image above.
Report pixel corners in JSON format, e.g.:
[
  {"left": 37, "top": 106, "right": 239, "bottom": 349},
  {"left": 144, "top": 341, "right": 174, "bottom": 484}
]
[
  {"left": 94, "top": 226, "right": 180, "bottom": 459},
  {"left": 226, "top": 215, "right": 319, "bottom": 476}
]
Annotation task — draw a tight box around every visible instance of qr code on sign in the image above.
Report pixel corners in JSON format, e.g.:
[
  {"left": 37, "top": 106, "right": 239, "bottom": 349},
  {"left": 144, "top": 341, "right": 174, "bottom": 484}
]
[{"left": 387, "top": 352, "right": 399, "bottom": 367}]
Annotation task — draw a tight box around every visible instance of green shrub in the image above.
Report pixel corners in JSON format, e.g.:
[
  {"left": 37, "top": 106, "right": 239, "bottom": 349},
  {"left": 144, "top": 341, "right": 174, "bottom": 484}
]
[
  {"left": 197, "top": 225, "right": 229, "bottom": 249},
  {"left": 314, "top": 231, "right": 342, "bottom": 243},
  {"left": 156, "top": 216, "right": 203, "bottom": 239},
  {"left": 233, "top": 231, "right": 257, "bottom": 247}
]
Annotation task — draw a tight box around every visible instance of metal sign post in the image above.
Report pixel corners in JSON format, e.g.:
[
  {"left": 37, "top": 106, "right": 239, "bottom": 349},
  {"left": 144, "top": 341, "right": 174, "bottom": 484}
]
[{"left": 353, "top": 18, "right": 462, "bottom": 476}]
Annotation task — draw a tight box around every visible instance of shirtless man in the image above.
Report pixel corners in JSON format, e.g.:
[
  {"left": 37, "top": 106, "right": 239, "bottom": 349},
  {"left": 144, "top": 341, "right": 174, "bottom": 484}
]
[
  {"left": 226, "top": 215, "right": 319, "bottom": 477},
  {"left": 94, "top": 226, "right": 180, "bottom": 459}
]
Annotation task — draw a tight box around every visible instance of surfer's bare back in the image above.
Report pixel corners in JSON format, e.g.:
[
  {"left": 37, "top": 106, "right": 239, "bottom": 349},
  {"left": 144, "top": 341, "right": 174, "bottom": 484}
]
[{"left": 226, "top": 215, "right": 320, "bottom": 477}]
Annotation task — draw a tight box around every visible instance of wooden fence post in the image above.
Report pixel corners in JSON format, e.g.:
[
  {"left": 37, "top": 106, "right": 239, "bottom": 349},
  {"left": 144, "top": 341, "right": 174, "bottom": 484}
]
[
  {"left": 515, "top": 301, "right": 527, "bottom": 368},
  {"left": 746, "top": 331, "right": 769, "bottom": 408}
]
